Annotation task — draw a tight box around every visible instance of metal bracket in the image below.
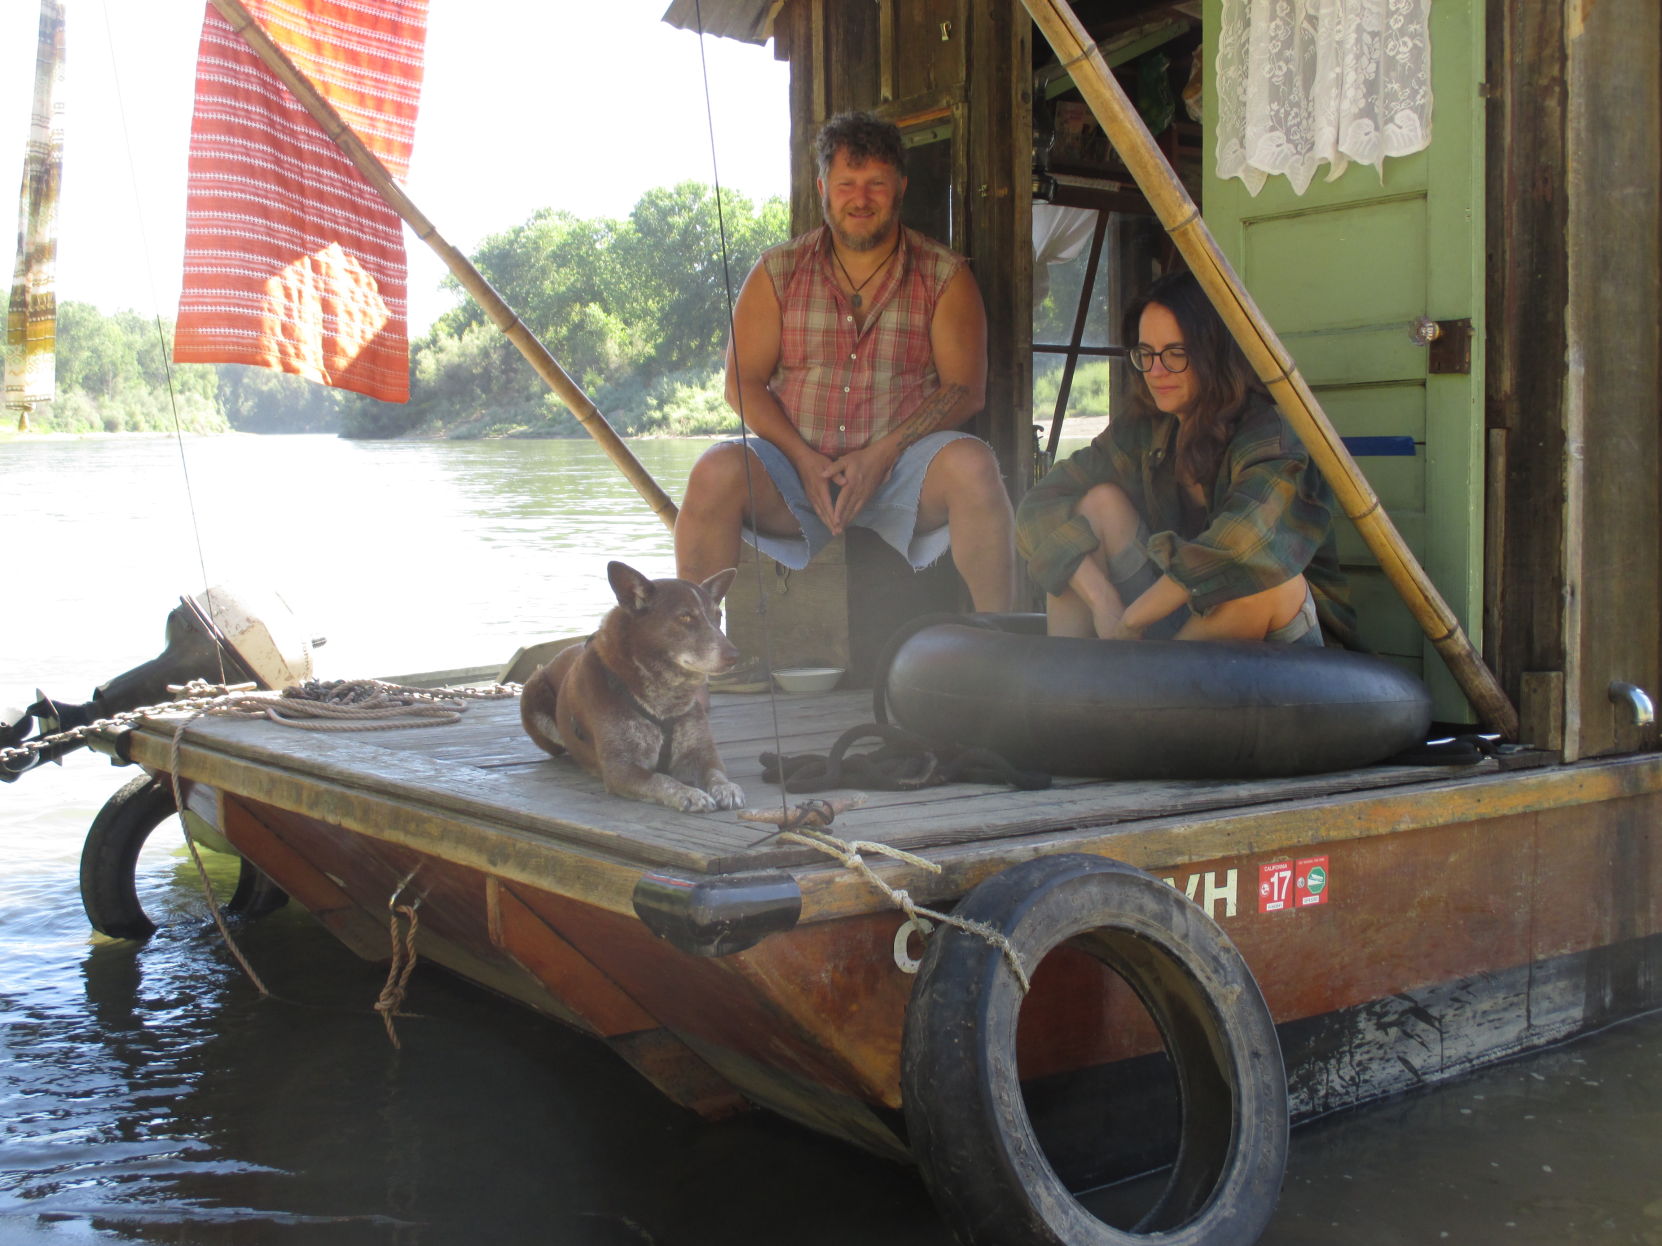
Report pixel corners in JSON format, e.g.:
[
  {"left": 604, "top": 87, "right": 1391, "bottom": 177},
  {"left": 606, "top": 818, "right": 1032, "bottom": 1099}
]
[{"left": 1425, "top": 317, "right": 1473, "bottom": 374}]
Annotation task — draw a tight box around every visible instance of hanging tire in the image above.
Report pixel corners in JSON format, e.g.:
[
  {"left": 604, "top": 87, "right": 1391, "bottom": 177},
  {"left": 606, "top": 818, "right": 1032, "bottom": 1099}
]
[
  {"left": 901, "top": 854, "right": 1287, "bottom": 1246},
  {"left": 80, "top": 773, "right": 288, "bottom": 939}
]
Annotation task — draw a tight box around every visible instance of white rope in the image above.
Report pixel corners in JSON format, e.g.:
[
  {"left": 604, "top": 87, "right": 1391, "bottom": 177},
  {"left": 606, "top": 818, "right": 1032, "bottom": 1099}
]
[{"left": 779, "top": 827, "right": 1031, "bottom": 993}]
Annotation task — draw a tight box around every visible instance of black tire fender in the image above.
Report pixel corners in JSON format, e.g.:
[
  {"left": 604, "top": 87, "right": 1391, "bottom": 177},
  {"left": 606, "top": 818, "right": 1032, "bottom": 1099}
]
[
  {"left": 80, "top": 773, "right": 287, "bottom": 939},
  {"left": 901, "top": 853, "right": 1288, "bottom": 1246}
]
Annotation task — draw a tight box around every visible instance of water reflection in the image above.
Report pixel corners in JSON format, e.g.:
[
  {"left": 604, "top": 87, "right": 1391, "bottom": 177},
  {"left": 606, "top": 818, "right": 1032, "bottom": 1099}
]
[
  {"left": 6, "top": 906, "right": 956, "bottom": 1245},
  {"left": 8, "top": 902, "right": 1656, "bottom": 1245},
  {"left": 1262, "top": 1018, "right": 1662, "bottom": 1244}
]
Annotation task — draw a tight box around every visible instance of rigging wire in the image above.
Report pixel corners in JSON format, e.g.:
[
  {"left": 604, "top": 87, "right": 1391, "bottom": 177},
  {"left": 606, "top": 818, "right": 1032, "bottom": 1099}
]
[
  {"left": 96, "top": 0, "right": 227, "bottom": 686},
  {"left": 691, "top": 0, "right": 790, "bottom": 818}
]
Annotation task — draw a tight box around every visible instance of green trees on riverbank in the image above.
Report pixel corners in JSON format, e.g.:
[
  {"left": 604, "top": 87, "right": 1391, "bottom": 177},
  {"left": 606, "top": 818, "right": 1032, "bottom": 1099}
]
[
  {"left": 12, "top": 307, "right": 368, "bottom": 435},
  {"left": 27, "top": 303, "right": 225, "bottom": 434},
  {"left": 7, "top": 182, "right": 785, "bottom": 440},
  {"left": 344, "top": 182, "right": 786, "bottom": 438}
]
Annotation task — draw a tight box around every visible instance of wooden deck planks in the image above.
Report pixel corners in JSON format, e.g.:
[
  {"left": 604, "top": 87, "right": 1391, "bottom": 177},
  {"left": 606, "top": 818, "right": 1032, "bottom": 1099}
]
[{"left": 126, "top": 688, "right": 1505, "bottom": 878}]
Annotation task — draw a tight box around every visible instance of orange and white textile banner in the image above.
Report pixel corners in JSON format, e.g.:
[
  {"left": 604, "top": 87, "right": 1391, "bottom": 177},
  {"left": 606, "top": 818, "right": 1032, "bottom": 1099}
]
[{"left": 173, "top": 0, "right": 427, "bottom": 402}]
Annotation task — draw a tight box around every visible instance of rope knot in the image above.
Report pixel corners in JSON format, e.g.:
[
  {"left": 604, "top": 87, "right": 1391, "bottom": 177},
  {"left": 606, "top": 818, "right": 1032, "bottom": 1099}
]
[
  {"left": 768, "top": 822, "right": 1031, "bottom": 995},
  {"left": 375, "top": 890, "right": 423, "bottom": 1050}
]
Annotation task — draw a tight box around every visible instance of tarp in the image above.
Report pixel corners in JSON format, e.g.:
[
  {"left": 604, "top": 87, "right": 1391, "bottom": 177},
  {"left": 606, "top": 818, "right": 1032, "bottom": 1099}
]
[
  {"left": 5, "top": 0, "right": 66, "bottom": 414},
  {"left": 660, "top": 0, "right": 779, "bottom": 46},
  {"left": 173, "top": 0, "right": 428, "bottom": 402}
]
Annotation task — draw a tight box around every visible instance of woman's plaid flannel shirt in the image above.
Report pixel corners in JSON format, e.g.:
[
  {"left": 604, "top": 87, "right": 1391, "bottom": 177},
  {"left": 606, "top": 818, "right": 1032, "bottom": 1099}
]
[{"left": 1017, "top": 394, "right": 1356, "bottom": 642}]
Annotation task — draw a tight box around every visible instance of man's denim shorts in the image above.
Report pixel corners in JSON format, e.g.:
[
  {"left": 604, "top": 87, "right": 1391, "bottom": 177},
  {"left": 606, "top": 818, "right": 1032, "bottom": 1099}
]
[{"left": 729, "top": 430, "right": 980, "bottom": 571}]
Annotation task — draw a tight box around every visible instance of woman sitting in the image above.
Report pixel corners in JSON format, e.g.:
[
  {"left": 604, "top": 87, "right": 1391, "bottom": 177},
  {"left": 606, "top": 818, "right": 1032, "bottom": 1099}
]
[{"left": 1017, "top": 269, "right": 1354, "bottom": 645}]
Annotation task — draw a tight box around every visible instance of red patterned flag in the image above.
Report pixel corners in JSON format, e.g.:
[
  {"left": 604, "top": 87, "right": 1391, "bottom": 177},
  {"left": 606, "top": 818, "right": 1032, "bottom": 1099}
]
[{"left": 173, "top": 0, "right": 428, "bottom": 402}]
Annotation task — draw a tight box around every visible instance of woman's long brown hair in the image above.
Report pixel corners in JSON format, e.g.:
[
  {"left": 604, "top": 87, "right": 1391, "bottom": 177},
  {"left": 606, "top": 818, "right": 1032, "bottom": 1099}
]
[{"left": 1121, "top": 270, "right": 1266, "bottom": 485}]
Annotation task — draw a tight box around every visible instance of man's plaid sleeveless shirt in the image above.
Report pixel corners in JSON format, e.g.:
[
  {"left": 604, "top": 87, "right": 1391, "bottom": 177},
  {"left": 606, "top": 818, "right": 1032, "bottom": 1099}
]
[{"left": 761, "top": 225, "right": 967, "bottom": 457}]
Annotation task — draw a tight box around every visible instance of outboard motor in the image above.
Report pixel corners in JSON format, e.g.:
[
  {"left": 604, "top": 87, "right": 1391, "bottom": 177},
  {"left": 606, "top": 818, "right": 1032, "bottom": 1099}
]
[{"left": 1, "top": 586, "right": 323, "bottom": 782}]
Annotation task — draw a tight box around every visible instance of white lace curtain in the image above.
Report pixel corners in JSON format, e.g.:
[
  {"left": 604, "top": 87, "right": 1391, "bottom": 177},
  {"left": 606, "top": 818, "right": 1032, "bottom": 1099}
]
[
  {"left": 1215, "top": 0, "right": 1433, "bottom": 196},
  {"left": 1031, "top": 205, "right": 1100, "bottom": 305}
]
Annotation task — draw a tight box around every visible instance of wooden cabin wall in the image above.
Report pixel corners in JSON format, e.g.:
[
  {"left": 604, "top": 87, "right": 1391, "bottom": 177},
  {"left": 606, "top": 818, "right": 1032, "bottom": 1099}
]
[
  {"left": 1563, "top": 0, "right": 1662, "bottom": 760},
  {"left": 1487, "top": 0, "right": 1662, "bottom": 761},
  {"left": 774, "top": 0, "right": 1033, "bottom": 484},
  {"left": 961, "top": 4, "right": 1034, "bottom": 482},
  {"left": 1486, "top": 5, "right": 1569, "bottom": 745}
]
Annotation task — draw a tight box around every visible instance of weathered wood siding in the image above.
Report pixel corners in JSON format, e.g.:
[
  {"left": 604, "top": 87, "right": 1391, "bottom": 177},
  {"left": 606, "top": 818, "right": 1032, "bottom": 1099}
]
[
  {"left": 1486, "top": 1, "right": 1568, "bottom": 748},
  {"left": 1561, "top": 0, "right": 1661, "bottom": 760},
  {"left": 1488, "top": 0, "right": 1662, "bottom": 761},
  {"left": 776, "top": 1, "right": 1031, "bottom": 469}
]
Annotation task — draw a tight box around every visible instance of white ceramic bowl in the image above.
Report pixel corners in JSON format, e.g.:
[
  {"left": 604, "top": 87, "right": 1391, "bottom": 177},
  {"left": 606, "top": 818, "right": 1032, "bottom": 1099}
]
[{"left": 772, "top": 666, "right": 844, "bottom": 694}]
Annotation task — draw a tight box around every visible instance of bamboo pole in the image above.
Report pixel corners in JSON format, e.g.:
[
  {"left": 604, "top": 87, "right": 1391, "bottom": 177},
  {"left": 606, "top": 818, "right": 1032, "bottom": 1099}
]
[
  {"left": 1021, "top": 0, "right": 1519, "bottom": 739},
  {"left": 207, "top": 0, "right": 678, "bottom": 532}
]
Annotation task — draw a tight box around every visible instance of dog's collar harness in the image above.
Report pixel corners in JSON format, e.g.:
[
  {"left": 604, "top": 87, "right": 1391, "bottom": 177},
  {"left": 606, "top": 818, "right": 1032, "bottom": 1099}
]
[{"left": 595, "top": 652, "right": 693, "bottom": 774}]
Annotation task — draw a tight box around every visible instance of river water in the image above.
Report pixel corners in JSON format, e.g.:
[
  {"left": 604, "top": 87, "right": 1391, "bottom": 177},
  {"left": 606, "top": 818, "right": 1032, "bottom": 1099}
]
[{"left": 2, "top": 433, "right": 1658, "bottom": 1245}]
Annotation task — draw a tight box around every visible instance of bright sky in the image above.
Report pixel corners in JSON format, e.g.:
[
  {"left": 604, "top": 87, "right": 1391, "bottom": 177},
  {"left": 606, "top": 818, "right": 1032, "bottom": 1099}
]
[{"left": 0, "top": 2, "right": 791, "bottom": 333}]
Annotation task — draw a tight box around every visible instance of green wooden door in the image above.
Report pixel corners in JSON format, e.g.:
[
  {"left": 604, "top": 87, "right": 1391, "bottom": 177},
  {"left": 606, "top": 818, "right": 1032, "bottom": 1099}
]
[{"left": 1201, "top": 0, "right": 1484, "bottom": 721}]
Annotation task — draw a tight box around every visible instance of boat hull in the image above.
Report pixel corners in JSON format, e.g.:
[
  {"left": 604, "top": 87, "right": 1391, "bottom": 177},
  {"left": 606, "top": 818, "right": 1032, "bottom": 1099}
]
[{"left": 198, "top": 762, "right": 1662, "bottom": 1166}]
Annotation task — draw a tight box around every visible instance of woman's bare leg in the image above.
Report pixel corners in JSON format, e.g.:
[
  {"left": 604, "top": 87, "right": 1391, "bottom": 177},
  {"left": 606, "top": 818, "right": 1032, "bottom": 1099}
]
[
  {"left": 1044, "top": 483, "right": 1143, "bottom": 637},
  {"left": 1174, "top": 574, "right": 1309, "bottom": 642}
]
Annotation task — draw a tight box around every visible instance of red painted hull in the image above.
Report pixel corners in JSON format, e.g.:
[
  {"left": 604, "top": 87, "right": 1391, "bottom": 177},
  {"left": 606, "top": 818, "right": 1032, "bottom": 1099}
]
[{"left": 206, "top": 772, "right": 1662, "bottom": 1157}]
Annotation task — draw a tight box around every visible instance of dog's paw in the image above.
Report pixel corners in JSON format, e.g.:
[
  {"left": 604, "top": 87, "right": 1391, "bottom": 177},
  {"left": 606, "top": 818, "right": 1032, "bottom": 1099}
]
[
  {"left": 668, "top": 786, "right": 718, "bottom": 814},
  {"left": 707, "top": 776, "right": 746, "bottom": 810}
]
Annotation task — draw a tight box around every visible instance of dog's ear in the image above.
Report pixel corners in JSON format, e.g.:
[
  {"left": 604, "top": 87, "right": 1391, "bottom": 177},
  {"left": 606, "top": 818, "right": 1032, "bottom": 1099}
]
[
  {"left": 700, "top": 567, "right": 738, "bottom": 606},
  {"left": 607, "top": 561, "right": 654, "bottom": 613}
]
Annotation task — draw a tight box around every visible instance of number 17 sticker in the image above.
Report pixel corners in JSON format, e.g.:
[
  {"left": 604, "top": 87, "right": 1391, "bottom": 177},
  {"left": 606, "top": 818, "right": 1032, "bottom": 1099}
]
[{"left": 1259, "top": 861, "right": 1294, "bottom": 912}]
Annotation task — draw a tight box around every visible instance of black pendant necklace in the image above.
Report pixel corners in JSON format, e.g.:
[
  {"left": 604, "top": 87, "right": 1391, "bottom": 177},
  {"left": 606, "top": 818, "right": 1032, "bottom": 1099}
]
[{"left": 831, "top": 235, "right": 901, "bottom": 309}]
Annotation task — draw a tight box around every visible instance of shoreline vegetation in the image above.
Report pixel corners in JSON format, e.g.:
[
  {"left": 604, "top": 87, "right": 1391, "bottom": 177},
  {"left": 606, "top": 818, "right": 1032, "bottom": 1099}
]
[
  {"left": 0, "top": 412, "right": 1113, "bottom": 445},
  {"left": 4, "top": 180, "right": 1112, "bottom": 445}
]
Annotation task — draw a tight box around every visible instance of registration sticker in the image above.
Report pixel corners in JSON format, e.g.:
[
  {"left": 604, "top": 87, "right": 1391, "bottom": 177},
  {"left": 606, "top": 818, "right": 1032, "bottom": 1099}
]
[
  {"left": 1258, "top": 861, "right": 1294, "bottom": 913},
  {"left": 1296, "top": 856, "right": 1330, "bottom": 906}
]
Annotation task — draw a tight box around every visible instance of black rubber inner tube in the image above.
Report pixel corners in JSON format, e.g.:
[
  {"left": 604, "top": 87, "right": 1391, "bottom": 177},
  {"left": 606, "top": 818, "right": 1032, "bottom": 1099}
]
[{"left": 882, "top": 615, "right": 1433, "bottom": 779}]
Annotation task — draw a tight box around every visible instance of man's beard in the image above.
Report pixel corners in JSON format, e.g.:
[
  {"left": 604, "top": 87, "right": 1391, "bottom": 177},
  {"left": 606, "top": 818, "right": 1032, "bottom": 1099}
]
[{"left": 822, "top": 193, "right": 903, "bottom": 253}]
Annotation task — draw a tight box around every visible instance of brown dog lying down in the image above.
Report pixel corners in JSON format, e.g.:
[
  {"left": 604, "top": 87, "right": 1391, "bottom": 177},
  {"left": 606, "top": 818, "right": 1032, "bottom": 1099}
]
[{"left": 520, "top": 561, "right": 745, "bottom": 813}]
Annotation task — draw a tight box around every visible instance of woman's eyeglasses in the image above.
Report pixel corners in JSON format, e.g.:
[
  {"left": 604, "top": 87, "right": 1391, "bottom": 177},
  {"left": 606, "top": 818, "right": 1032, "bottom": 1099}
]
[{"left": 1129, "top": 345, "right": 1190, "bottom": 374}]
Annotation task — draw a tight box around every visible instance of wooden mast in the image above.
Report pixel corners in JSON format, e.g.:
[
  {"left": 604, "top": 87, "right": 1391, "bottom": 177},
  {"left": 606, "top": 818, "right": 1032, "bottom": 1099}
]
[
  {"left": 206, "top": 0, "right": 679, "bottom": 533},
  {"left": 1020, "top": 0, "right": 1519, "bottom": 740}
]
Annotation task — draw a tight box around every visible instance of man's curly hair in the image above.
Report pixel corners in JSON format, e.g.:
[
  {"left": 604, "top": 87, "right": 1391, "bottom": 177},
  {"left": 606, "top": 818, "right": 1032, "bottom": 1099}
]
[{"left": 815, "top": 111, "right": 906, "bottom": 178}]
